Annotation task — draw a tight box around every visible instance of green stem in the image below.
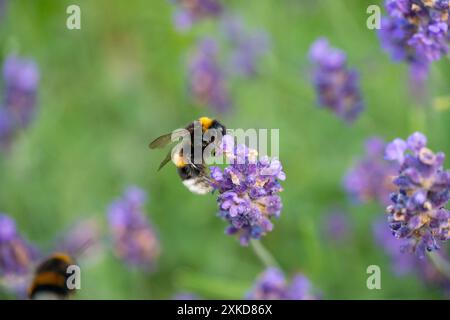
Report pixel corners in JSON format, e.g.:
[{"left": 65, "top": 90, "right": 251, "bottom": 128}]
[
  {"left": 427, "top": 251, "right": 450, "bottom": 280},
  {"left": 250, "top": 240, "right": 280, "bottom": 269}
]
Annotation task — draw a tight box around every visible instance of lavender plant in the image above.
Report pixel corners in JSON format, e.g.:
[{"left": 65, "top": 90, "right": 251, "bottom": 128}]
[
  {"left": 221, "top": 15, "right": 270, "bottom": 77},
  {"left": 0, "top": 214, "right": 38, "bottom": 297},
  {"left": 107, "top": 186, "right": 160, "bottom": 270},
  {"left": 0, "top": 55, "right": 39, "bottom": 150},
  {"left": 0, "top": 214, "right": 37, "bottom": 277},
  {"left": 246, "top": 267, "right": 317, "bottom": 300},
  {"left": 385, "top": 132, "right": 450, "bottom": 257},
  {"left": 378, "top": 0, "right": 450, "bottom": 84},
  {"left": 210, "top": 135, "right": 285, "bottom": 246},
  {"left": 309, "top": 38, "right": 364, "bottom": 123},
  {"left": 172, "top": 0, "right": 223, "bottom": 31},
  {"left": 187, "top": 38, "right": 231, "bottom": 113}
]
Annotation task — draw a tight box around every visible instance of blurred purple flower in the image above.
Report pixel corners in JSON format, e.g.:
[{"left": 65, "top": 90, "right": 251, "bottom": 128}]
[
  {"left": 222, "top": 15, "right": 270, "bottom": 77},
  {"left": 172, "top": 0, "right": 223, "bottom": 31},
  {"left": 385, "top": 132, "right": 450, "bottom": 258},
  {"left": 56, "top": 219, "right": 102, "bottom": 260},
  {"left": 210, "top": 136, "right": 285, "bottom": 245},
  {"left": 0, "top": 55, "right": 40, "bottom": 151},
  {"left": 0, "top": 214, "right": 37, "bottom": 277},
  {"left": 3, "top": 55, "right": 40, "bottom": 128},
  {"left": 107, "top": 186, "right": 160, "bottom": 270},
  {"left": 246, "top": 267, "right": 317, "bottom": 300},
  {"left": 344, "top": 137, "right": 399, "bottom": 206},
  {"left": 323, "top": 210, "right": 352, "bottom": 243},
  {"left": 378, "top": 0, "right": 450, "bottom": 82},
  {"left": 187, "top": 38, "right": 231, "bottom": 113},
  {"left": 309, "top": 38, "right": 364, "bottom": 123}
]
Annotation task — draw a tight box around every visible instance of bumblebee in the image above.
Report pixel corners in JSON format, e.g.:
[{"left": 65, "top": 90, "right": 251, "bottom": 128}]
[
  {"left": 28, "top": 253, "right": 77, "bottom": 300},
  {"left": 149, "top": 117, "right": 226, "bottom": 194}
]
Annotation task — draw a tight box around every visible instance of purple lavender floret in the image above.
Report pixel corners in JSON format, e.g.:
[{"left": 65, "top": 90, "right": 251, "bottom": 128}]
[
  {"left": 385, "top": 132, "right": 450, "bottom": 258},
  {"left": 309, "top": 38, "right": 364, "bottom": 123},
  {"left": 344, "top": 137, "right": 399, "bottom": 206},
  {"left": 187, "top": 38, "right": 231, "bottom": 113},
  {"left": 172, "top": 0, "right": 223, "bottom": 31},
  {"left": 221, "top": 15, "right": 270, "bottom": 77},
  {"left": 210, "top": 136, "right": 285, "bottom": 246},
  {"left": 246, "top": 268, "right": 317, "bottom": 300},
  {"left": 107, "top": 186, "right": 160, "bottom": 270},
  {"left": 378, "top": 0, "right": 450, "bottom": 81},
  {"left": 0, "top": 214, "right": 37, "bottom": 277}
]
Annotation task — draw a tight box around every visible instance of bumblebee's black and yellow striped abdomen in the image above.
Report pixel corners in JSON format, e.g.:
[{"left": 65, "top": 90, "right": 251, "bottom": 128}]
[{"left": 28, "top": 253, "right": 76, "bottom": 300}]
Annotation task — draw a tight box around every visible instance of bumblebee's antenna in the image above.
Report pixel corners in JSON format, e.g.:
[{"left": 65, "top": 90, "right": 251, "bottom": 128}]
[{"left": 71, "top": 238, "right": 95, "bottom": 259}]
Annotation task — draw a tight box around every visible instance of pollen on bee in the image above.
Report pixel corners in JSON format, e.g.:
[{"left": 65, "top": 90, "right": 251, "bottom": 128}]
[{"left": 172, "top": 153, "right": 186, "bottom": 167}]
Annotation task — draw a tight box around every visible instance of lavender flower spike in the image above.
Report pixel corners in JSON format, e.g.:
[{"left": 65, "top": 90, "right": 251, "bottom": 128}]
[
  {"left": 309, "top": 38, "right": 364, "bottom": 123},
  {"left": 107, "top": 186, "right": 160, "bottom": 270},
  {"left": 172, "top": 0, "right": 223, "bottom": 31},
  {"left": 210, "top": 135, "right": 285, "bottom": 245},
  {"left": 0, "top": 55, "right": 40, "bottom": 150},
  {"left": 378, "top": 0, "right": 450, "bottom": 82},
  {"left": 3, "top": 55, "right": 40, "bottom": 128},
  {"left": 0, "top": 214, "right": 37, "bottom": 278},
  {"left": 246, "top": 267, "right": 318, "bottom": 300},
  {"left": 188, "top": 38, "right": 231, "bottom": 113},
  {"left": 385, "top": 132, "right": 450, "bottom": 258},
  {"left": 221, "top": 15, "right": 270, "bottom": 77}
]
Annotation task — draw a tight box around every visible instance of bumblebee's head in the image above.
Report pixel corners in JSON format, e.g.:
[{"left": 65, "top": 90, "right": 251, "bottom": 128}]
[
  {"left": 210, "top": 120, "right": 226, "bottom": 137},
  {"left": 198, "top": 117, "right": 226, "bottom": 139}
]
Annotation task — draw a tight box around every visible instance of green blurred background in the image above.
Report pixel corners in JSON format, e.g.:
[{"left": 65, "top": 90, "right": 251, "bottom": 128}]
[{"left": 0, "top": 0, "right": 449, "bottom": 299}]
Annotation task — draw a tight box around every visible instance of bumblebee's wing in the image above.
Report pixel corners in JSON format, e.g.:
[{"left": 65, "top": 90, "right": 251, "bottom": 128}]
[
  {"left": 149, "top": 133, "right": 172, "bottom": 149},
  {"left": 158, "top": 150, "right": 173, "bottom": 171}
]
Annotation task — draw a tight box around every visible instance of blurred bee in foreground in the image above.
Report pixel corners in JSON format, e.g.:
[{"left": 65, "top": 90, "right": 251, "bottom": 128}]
[
  {"left": 28, "top": 253, "right": 78, "bottom": 300},
  {"left": 149, "top": 117, "right": 226, "bottom": 194}
]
